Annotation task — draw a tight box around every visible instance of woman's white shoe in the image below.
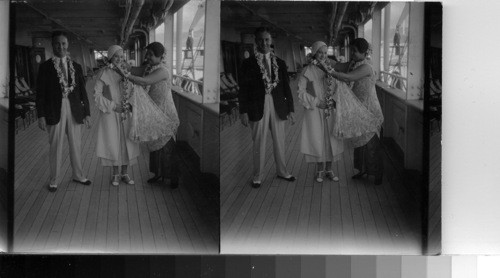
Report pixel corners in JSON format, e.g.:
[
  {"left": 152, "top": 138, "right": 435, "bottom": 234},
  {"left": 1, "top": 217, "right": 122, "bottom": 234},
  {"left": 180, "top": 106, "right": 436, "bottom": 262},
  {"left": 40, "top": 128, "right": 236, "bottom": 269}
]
[
  {"left": 121, "top": 174, "right": 135, "bottom": 185},
  {"left": 315, "top": 171, "right": 324, "bottom": 183},
  {"left": 111, "top": 175, "right": 120, "bottom": 186},
  {"left": 326, "top": 170, "right": 339, "bottom": 182}
]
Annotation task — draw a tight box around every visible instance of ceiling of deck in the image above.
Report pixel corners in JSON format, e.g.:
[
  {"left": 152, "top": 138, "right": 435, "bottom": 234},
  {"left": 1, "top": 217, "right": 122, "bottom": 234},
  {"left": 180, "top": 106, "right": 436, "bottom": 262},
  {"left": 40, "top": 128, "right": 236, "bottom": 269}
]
[
  {"left": 14, "top": 0, "right": 190, "bottom": 50},
  {"left": 221, "top": 1, "right": 380, "bottom": 46}
]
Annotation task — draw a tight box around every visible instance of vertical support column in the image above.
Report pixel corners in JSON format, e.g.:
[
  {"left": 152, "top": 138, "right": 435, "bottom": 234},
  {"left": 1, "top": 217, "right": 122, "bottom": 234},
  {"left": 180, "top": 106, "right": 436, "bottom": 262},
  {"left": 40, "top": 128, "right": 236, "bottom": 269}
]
[
  {"left": 202, "top": 0, "right": 220, "bottom": 104},
  {"left": 384, "top": 3, "right": 391, "bottom": 82},
  {"left": 176, "top": 8, "right": 184, "bottom": 75},
  {"left": 80, "top": 44, "right": 87, "bottom": 76},
  {"left": 135, "top": 40, "right": 139, "bottom": 66},
  {"left": 358, "top": 24, "right": 365, "bottom": 38},
  {"left": 288, "top": 40, "right": 296, "bottom": 72},
  {"left": 0, "top": 1, "right": 8, "bottom": 98},
  {"left": 372, "top": 7, "right": 382, "bottom": 80},
  {"left": 164, "top": 12, "right": 175, "bottom": 75},
  {"left": 149, "top": 28, "right": 155, "bottom": 43},
  {"left": 407, "top": 2, "right": 425, "bottom": 100}
]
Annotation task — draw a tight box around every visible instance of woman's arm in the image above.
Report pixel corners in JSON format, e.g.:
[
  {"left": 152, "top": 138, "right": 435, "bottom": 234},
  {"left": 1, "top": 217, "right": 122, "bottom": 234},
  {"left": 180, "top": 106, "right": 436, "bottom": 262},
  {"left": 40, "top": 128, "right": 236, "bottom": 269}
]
[
  {"left": 329, "top": 64, "right": 371, "bottom": 82},
  {"left": 123, "top": 67, "right": 168, "bottom": 86},
  {"left": 297, "top": 69, "right": 319, "bottom": 110},
  {"left": 333, "top": 61, "right": 351, "bottom": 73},
  {"left": 93, "top": 76, "right": 116, "bottom": 113},
  {"left": 129, "top": 66, "right": 147, "bottom": 77}
]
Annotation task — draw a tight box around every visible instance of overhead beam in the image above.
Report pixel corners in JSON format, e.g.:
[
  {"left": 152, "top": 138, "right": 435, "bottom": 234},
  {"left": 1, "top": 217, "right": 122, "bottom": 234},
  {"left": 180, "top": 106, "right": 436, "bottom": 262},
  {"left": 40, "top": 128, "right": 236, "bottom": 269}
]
[
  {"left": 121, "top": 0, "right": 145, "bottom": 46},
  {"left": 21, "top": 2, "right": 94, "bottom": 45},
  {"left": 236, "top": 2, "right": 304, "bottom": 42},
  {"left": 331, "top": 2, "right": 349, "bottom": 45},
  {"left": 328, "top": 2, "right": 338, "bottom": 46}
]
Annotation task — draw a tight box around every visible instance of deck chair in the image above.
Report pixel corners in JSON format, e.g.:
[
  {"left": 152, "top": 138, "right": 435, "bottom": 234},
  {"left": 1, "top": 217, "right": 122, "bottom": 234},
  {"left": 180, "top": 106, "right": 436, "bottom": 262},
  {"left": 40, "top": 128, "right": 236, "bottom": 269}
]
[
  {"left": 220, "top": 73, "right": 240, "bottom": 124},
  {"left": 15, "top": 77, "right": 37, "bottom": 125}
]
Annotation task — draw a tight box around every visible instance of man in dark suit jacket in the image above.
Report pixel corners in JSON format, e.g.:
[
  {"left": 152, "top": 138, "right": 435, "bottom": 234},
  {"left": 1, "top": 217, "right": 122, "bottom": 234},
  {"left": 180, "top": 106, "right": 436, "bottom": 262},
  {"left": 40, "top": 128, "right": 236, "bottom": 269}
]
[
  {"left": 36, "top": 31, "right": 92, "bottom": 192},
  {"left": 239, "top": 27, "right": 296, "bottom": 188}
]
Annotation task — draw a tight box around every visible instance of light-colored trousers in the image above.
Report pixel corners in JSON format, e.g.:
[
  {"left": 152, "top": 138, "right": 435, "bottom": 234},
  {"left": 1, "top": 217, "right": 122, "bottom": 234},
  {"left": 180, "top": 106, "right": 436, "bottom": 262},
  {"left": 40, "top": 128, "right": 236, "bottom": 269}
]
[
  {"left": 47, "top": 97, "right": 85, "bottom": 185},
  {"left": 249, "top": 94, "right": 289, "bottom": 182}
]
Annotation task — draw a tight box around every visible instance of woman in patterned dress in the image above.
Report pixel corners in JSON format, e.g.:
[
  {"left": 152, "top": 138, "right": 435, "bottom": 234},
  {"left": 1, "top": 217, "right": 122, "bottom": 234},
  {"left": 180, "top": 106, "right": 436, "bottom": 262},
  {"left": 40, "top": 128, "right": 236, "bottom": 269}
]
[
  {"left": 328, "top": 38, "right": 384, "bottom": 185},
  {"left": 120, "top": 42, "right": 180, "bottom": 188}
]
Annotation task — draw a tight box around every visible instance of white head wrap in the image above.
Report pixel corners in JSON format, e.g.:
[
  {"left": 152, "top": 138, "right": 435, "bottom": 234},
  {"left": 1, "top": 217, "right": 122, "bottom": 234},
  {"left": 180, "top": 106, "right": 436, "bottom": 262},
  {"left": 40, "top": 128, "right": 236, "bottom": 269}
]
[
  {"left": 107, "top": 45, "right": 123, "bottom": 60},
  {"left": 311, "top": 41, "right": 327, "bottom": 56}
]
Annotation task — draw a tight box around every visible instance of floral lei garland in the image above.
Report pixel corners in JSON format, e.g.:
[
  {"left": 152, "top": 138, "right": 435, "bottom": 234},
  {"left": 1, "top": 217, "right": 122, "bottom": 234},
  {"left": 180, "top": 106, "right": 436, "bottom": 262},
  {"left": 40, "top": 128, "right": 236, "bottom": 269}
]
[
  {"left": 52, "top": 57, "right": 76, "bottom": 97},
  {"left": 255, "top": 52, "right": 279, "bottom": 93},
  {"left": 312, "top": 59, "right": 336, "bottom": 117},
  {"left": 109, "top": 62, "right": 133, "bottom": 121}
]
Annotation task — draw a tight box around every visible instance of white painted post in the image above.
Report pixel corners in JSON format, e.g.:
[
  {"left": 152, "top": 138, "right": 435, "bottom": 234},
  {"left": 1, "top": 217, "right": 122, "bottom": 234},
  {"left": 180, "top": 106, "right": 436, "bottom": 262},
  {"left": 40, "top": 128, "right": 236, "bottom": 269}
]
[
  {"left": 407, "top": 2, "right": 425, "bottom": 100},
  {"left": 149, "top": 28, "right": 155, "bottom": 43},
  {"left": 164, "top": 12, "right": 174, "bottom": 75},
  {"left": 372, "top": 7, "right": 382, "bottom": 80},
  {"left": 202, "top": 0, "right": 220, "bottom": 104},
  {"left": 176, "top": 8, "right": 183, "bottom": 76},
  {"left": 384, "top": 3, "right": 391, "bottom": 82},
  {"left": 0, "top": 1, "right": 9, "bottom": 98},
  {"left": 358, "top": 24, "right": 365, "bottom": 39}
]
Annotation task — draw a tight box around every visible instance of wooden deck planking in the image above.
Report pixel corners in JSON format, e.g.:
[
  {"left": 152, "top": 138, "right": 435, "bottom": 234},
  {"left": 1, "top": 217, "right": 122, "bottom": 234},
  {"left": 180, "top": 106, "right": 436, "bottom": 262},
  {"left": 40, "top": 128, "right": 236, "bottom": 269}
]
[
  {"left": 104, "top": 185, "right": 119, "bottom": 252},
  {"left": 151, "top": 185, "right": 181, "bottom": 252},
  {"left": 126, "top": 185, "right": 143, "bottom": 252},
  {"left": 57, "top": 185, "right": 85, "bottom": 250},
  {"left": 245, "top": 186, "right": 278, "bottom": 244},
  {"left": 221, "top": 79, "right": 423, "bottom": 253},
  {"left": 13, "top": 79, "right": 218, "bottom": 253}
]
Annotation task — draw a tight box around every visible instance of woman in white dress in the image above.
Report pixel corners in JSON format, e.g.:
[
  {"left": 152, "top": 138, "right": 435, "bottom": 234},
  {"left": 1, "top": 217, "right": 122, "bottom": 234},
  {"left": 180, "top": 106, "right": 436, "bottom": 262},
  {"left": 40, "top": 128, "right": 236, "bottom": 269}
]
[
  {"left": 94, "top": 45, "right": 140, "bottom": 186},
  {"left": 297, "top": 41, "right": 344, "bottom": 182},
  {"left": 299, "top": 40, "right": 383, "bottom": 183}
]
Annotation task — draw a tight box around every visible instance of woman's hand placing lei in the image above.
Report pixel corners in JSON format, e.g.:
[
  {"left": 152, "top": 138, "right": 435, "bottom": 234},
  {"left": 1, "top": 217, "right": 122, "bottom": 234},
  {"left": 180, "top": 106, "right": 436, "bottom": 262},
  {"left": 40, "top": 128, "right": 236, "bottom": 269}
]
[{"left": 315, "top": 59, "right": 336, "bottom": 75}]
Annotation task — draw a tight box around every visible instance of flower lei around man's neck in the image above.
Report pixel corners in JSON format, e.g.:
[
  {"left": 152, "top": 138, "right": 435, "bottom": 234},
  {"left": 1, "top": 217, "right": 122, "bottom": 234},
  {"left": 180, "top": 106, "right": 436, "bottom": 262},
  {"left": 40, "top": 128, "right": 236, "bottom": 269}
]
[
  {"left": 255, "top": 52, "right": 279, "bottom": 93},
  {"left": 52, "top": 56, "right": 76, "bottom": 97}
]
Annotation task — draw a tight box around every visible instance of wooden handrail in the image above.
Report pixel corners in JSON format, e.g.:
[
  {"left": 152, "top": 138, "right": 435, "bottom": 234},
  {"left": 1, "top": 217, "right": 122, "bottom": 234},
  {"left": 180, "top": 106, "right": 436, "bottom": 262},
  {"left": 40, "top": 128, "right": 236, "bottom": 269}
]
[{"left": 172, "top": 74, "right": 203, "bottom": 96}]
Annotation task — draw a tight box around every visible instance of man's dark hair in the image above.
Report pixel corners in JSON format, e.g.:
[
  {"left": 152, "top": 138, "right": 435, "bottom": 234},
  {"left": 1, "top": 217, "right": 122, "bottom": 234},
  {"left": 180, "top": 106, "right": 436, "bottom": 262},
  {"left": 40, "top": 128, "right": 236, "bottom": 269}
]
[
  {"left": 51, "top": 31, "right": 69, "bottom": 42},
  {"left": 254, "top": 27, "right": 272, "bottom": 37}
]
